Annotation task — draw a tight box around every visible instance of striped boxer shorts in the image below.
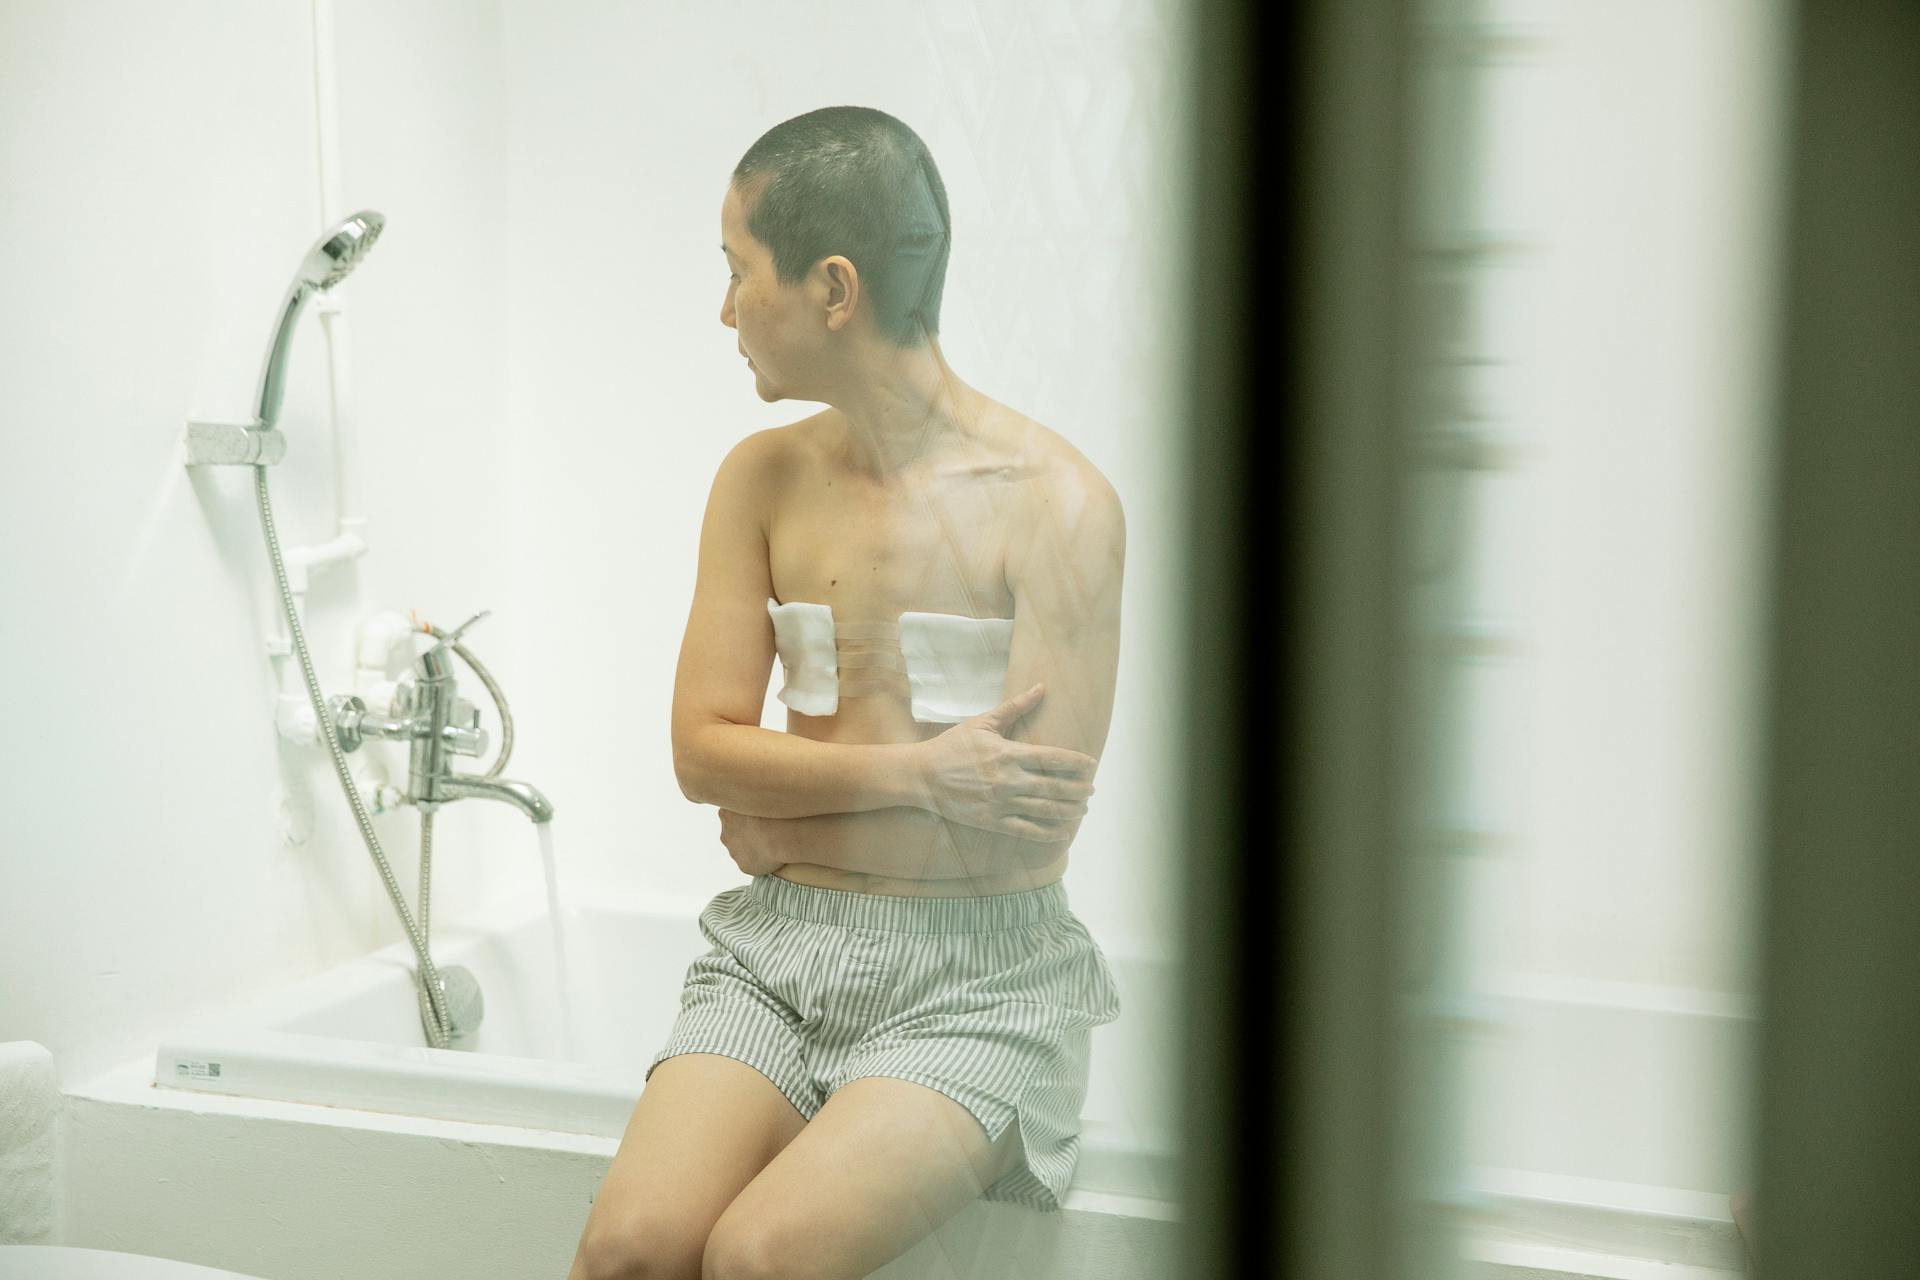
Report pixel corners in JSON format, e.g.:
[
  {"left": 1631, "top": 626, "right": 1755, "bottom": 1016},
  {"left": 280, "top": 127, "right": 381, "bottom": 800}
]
[{"left": 645, "top": 872, "right": 1123, "bottom": 1212}]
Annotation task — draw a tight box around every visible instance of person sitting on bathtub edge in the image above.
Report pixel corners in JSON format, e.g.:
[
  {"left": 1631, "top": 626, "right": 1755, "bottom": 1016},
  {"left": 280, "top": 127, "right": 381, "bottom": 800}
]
[{"left": 568, "top": 104, "right": 1126, "bottom": 1280}]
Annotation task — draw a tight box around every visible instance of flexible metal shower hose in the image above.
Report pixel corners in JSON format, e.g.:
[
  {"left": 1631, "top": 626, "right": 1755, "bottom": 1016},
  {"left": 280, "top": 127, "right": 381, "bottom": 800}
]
[{"left": 253, "top": 464, "right": 454, "bottom": 1048}]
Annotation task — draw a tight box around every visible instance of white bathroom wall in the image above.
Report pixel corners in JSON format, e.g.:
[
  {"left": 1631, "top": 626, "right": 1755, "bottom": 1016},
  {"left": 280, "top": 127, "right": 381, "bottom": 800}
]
[
  {"left": 0, "top": 0, "right": 519, "bottom": 1088},
  {"left": 324, "top": 0, "right": 526, "bottom": 931},
  {"left": 0, "top": 0, "right": 1791, "bottom": 1227},
  {"left": 486, "top": 0, "right": 1191, "bottom": 962},
  {"left": 1, "top": 0, "right": 1189, "bottom": 1096}
]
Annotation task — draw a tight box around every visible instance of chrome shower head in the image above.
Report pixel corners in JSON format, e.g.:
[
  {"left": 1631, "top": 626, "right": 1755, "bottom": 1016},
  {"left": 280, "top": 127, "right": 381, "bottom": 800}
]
[
  {"left": 253, "top": 210, "right": 386, "bottom": 429},
  {"left": 301, "top": 211, "right": 385, "bottom": 290}
]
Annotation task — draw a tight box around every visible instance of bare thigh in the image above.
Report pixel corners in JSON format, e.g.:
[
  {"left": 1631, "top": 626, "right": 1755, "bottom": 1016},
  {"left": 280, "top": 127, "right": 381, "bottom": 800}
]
[
  {"left": 570, "top": 1053, "right": 810, "bottom": 1280},
  {"left": 704, "top": 1076, "right": 1027, "bottom": 1280}
]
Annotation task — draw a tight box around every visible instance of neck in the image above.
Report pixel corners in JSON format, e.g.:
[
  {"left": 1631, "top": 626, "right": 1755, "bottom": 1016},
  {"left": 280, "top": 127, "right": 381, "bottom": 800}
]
[{"left": 827, "top": 337, "right": 978, "bottom": 481}]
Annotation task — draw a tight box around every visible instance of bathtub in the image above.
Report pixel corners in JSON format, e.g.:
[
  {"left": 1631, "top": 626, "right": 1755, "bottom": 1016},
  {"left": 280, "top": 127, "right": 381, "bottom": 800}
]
[
  {"left": 72, "top": 886, "right": 1181, "bottom": 1279},
  {"left": 53, "top": 884, "right": 1757, "bottom": 1280}
]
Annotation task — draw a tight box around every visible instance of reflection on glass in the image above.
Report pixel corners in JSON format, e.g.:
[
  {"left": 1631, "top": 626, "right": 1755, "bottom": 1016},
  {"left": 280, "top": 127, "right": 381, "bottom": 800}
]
[
  {"left": 572, "top": 98, "right": 1160, "bottom": 1278},
  {"left": 1401, "top": 2, "right": 1779, "bottom": 1275}
]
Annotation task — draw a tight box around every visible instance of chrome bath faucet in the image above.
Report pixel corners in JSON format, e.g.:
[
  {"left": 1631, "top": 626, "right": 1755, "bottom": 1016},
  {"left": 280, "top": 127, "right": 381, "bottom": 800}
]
[{"left": 328, "top": 612, "right": 554, "bottom": 824}]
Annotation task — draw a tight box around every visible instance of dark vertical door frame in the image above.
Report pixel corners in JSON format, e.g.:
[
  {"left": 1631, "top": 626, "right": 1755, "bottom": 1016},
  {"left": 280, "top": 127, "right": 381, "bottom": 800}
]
[
  {"left": 1751, "top": 3, "right": 1920, "bottom": 1276},
  {"left": 1183, "top": 2, "right": 1920, "bottom": 1276},
  {"left": 1176, "top": 0, "right": 1423, "bottom": 1276}
]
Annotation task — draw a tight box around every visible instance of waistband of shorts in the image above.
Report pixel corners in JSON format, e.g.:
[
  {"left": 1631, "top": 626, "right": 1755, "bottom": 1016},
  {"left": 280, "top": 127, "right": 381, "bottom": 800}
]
[{"left": 746, "top": 873, "right": 1070, "bottom": 933}]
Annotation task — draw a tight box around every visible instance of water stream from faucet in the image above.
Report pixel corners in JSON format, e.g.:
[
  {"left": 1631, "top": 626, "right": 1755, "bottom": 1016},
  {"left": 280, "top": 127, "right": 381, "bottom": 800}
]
[{"left": 535, "top": 821, "right": 580, "bottom": 1061}]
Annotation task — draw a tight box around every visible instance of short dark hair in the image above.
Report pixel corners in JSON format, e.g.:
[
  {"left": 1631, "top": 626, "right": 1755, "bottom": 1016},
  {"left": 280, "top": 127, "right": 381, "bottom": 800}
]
[{"left": 732, "top": 106, "right": 950, "bottom": 348}]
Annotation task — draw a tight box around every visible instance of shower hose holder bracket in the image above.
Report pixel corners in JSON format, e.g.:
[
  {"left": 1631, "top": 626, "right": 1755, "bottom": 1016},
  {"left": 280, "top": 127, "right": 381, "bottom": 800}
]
[{"left": 184, "top": 419, "right": 286, "bottom": 467}]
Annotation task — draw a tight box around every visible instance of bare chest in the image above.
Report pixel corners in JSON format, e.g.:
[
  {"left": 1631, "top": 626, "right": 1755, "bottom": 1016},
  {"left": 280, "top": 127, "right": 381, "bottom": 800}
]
[{"left": 766, "top": 463, "right": 1023, "bottom": 624}]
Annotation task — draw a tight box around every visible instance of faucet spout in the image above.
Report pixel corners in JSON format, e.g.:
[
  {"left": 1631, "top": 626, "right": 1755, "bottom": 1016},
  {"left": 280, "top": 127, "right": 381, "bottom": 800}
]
[{"left": 432, "top": 774, "right": 554, "bottom": 824}]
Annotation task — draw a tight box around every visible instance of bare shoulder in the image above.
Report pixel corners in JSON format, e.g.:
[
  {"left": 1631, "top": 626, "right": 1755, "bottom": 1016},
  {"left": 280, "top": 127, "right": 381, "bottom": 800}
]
[
  {"left": 1000, "top": 412, "right": 1126, "bottom": 584},
  {"left": 1005, "top": 414, "right": 1124, "bottom": 539},
  {"left": 714, "top": 412, "right": 831, "bottom": 491},
  {"left": 731, "top": 411, "right": 831, "bottom": 463}
]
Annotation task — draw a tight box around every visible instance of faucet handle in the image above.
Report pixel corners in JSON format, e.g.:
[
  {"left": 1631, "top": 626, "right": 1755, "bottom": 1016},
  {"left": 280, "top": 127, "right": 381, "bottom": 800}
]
[
  {"left": 405, "top": 609, "right": 489, "bottom": 655},
  {"left": 442, "top": 722, "right": 490, "bottom": 757},
  {"left": 445, "top": 610, "right": 491, "bottom": 644}
]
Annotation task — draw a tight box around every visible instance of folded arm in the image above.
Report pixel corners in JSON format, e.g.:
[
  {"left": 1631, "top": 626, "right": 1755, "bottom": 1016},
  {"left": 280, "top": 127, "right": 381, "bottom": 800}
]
[
  {"left": 672, "top": 429, "right": 936, "bottom": 819},
  {"left": 677, "top": 726, "right": 928, "bottom": 819},
  {"left": 725, "top": 461, "right": 1126, "bottom": 880}
]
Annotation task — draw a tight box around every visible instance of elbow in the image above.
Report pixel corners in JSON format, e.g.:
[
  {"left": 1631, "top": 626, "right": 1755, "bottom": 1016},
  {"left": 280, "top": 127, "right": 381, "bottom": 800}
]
[
  {"left": 672, "top": 730, "right": 707, "bottom": 805},
  {"left": 675, "top": 755, "right": 708, "bottom": 807},
  {"left": 673, "top": 715, "right": 751, "bottom": 807}
]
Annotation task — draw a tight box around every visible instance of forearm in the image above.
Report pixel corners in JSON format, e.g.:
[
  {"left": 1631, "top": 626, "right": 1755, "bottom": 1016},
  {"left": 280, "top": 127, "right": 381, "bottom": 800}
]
[
  {"left": 677, "top": 722, "right": 927, "bottom": 818},
  {"left": 767, "top": 808, "right": 1072, "bottom": 882}
]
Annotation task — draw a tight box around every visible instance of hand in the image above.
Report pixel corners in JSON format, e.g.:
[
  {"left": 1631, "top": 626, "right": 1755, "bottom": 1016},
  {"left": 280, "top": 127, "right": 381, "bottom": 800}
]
[
  {"left": 909, "top": 682, "right": 1098, "bottom": 841},
  {"left": 717, "top": 808, "right": 791, "bottom": 878}
]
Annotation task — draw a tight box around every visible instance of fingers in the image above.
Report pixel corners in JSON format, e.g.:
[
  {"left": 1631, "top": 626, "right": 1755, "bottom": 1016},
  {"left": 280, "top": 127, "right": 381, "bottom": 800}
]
[
  {"left": 1016, "top": 745, "right": 1099, "bottom": 778},
  {"left": 1005, "top": 794, "right": 1090, "bottom": 822},
  {"left": 1033, "top": 774, "right": 1095, "bottom": 801},
  {"left": 1014, "top": 761, "right": 1097, "bottom": 801},
  {"left": 1005, "top": 776, "right": 1092, "bottom": 805},
  {"left": 975, "top": 683, "right": 1046, "bottom": 732}
]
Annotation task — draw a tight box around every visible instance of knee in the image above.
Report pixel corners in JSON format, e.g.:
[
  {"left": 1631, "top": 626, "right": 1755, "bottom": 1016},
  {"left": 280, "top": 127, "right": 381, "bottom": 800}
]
[
  {"left": 701, "top": 1220, "right": 816, "bottom": 1280},
  {"left": 573, "top": 1217, "right": 705, "bottom": 1280}
]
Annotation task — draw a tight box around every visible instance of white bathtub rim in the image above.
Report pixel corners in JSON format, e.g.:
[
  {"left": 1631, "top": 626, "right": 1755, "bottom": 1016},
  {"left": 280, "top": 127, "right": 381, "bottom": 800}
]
[
  {"left": 68, "top": 1050, "right": 1180, "bottom": 1224},
  {"left": 67, "top": 1059, "right": 1751, "bottom": 1266},
  {"left": 162, "top": 884, "right": 1172, "bottom": 1040},
  {"left": 140, "top": 885, "right": 1181, "bottom": 1202}
]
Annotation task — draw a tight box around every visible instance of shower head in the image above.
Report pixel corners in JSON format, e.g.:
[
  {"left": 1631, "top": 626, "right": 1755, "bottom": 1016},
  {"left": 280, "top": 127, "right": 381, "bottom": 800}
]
[
  {"left": 252, "top": 210, "right": 386, "bottom": 429},
  {"left": 300, "top": 210, "right": 385, "bottom": 289}
]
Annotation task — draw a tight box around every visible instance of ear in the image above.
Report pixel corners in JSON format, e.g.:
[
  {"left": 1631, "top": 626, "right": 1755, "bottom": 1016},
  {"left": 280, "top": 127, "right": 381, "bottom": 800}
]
[{"left": 818, "top": 254, "right": 860, "bottom": 333}]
